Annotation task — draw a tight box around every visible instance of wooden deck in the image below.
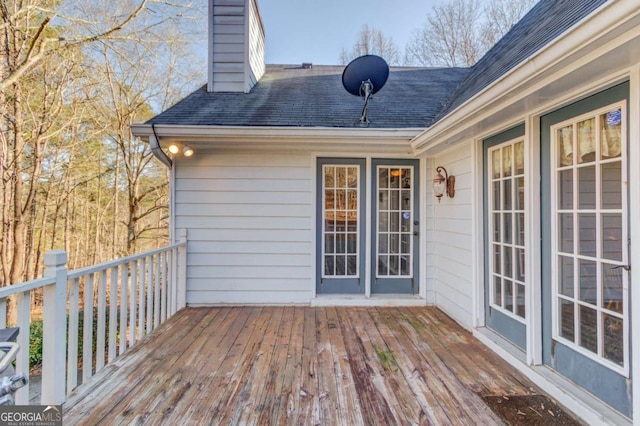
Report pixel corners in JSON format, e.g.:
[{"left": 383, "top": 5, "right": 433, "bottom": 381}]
[{"left": 63, "top": 307, "right": 570, "bottom": 425}]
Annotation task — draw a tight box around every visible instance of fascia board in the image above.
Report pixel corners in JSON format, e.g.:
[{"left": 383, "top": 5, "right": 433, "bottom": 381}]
[{"left": 132, "top": 124, "right": 423, "bottom": 145}]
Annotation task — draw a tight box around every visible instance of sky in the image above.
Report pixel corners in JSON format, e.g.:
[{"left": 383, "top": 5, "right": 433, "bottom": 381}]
[{"left": 257, "top": 0, "right": 438, "bottom": 65}]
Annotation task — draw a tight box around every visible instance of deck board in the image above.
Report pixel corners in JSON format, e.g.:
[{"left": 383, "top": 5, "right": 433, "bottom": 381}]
[{"left": 64, "top": 306, "right": 565, "bottom": 425}]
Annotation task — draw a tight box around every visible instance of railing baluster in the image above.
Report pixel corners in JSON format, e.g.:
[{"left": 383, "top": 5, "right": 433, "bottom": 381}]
[
  {"left": 169, "top": 249, "right": 176, "bottom": 316},
  {"left": 96, "top": 270, "right": 107, "bottom": 372},
  {"left": 15, "top": 291, "right": 30, "bottom": 405},
  {"left": 138, "top": 258, "right": 145, "bottom": 340},
  {"left": 177, "top": 230, "right": 187, "bottom": 310},
  {"left": 83, "top": 274, "right": 94, "bottom": 383},
  {"left": 154, "top": 253, "right": 161, "bottom": 329},
  {"left": 160, "top": 251, "right": 167, "bottom": 323},
  {"left": 146, "top": 255, "right": 153, "bottom": 334},
  {"left": 119, "top": 262, "right": 128, "bottom": 355},
  {"left": 108, "top": 266, "right": 118, "bottom": 362},
  {"left": 67, "top": 277, "right": 80, "bottom": 393},
  {"left": 130, "top": 260, "right": 137, "bottom": 346},
  {"left": 0, "top": 298, "right": 7, "bottom": 329}
]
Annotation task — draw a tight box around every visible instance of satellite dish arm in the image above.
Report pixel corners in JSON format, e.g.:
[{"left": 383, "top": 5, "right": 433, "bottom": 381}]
[{"left": 359, "top": 79, "right": 373, "bottom": 123}]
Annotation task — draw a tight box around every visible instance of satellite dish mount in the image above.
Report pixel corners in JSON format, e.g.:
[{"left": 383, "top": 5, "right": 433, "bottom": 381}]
[{"left": 342, "top": 55, "right": 389, "bottom": 124}]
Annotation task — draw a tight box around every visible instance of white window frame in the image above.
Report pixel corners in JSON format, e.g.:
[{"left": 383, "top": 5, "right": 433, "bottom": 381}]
[
  {"left": 375, "top": 165, "right": 415, "bottom": 279},
  {"left": 550, "top": 101, "right": 629, "bottom": 377},
  {"left": 321, "top": 164, "right": 361, "bottom": 279},
  {"left": 487, "top": 138, "right": 527, "bottom": 324}
]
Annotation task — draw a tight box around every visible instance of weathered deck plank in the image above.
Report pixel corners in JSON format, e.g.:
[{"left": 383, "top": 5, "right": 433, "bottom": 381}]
[
  {"left": 374, "top": 307, "right": 503, "bottom": 424},
  {"left": 63, "top": 307, "right": 215, "bottom": 424},
  {"left": 296, "top": 307, "right": 320, "bottom": 425},
  {"left": 64, "top": 306, "right": 566, "bottom": 425}
]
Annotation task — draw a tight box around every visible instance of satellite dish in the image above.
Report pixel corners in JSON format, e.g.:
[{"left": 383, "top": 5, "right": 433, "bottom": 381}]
[{"left": 342, "top": 55, "right": 389, "bottom": 124}]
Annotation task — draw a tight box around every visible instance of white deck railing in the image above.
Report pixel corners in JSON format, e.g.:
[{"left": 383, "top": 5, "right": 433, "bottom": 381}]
[{"left": 0, "top": 233, "right": 187, "bottom": 405}]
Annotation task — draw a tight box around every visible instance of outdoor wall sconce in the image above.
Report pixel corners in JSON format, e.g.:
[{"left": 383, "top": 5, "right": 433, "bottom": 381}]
[{"left": 432, "top": 166, "right": 455, "bottom": 202}]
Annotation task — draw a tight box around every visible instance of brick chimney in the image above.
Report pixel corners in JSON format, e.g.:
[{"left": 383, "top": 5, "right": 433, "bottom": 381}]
[{"left": 208, "top": 0, "right": 266, "bottom": 93}]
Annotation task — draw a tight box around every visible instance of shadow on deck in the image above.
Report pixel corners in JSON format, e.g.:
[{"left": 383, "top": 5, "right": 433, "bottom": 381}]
[{"left": 63, "top": 306, "right": 580, "bottom": 425}]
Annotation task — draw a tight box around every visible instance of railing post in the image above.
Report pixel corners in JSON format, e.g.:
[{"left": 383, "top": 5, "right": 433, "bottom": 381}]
[
  {"left": 42, "top": 250, "right": 68, "bottom": 405},
  {"left": 177, "top": 229, "right": 187, "bottom": 310}
]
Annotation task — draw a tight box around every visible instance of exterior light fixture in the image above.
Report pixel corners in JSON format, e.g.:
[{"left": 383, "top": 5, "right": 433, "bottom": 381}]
[
  {"left": 432, "top": 166, "right": 455, "bottom": 203},
  {"left": 182, "top": 146, "right": 194, "bottom": 157},
  {"left": 168, "top": 144, "right": 179, "bottom": 154}
]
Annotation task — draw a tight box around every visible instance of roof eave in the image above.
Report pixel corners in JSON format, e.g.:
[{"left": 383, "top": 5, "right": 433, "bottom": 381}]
[
  {"left": 410, "top": 0, "right": 638, "bottom": 154},
  {"left": 131, "top": 124, "right": 424, "bottom": 144}
]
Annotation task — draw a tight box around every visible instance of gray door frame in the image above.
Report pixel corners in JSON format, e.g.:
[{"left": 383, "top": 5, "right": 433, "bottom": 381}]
[
  {"left": 371, "top": 158, "right": 420, "bottom": 294},
  {"left": 316, "top": 158, "right": 366, "bottom": 294},
  {"left": 483, "top": 124, "right": 527, "bottom": 350},
  {"left": 540, "top": 82, "right": 631, "bottom": 417}
]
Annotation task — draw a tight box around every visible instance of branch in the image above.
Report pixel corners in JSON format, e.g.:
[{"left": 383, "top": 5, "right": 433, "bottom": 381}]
[{"left": 0, "top": 0, "right": 150, "bottom": 92}]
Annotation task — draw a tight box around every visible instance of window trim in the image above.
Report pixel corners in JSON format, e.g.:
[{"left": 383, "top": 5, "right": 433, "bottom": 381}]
[
  {"left": 375, "top": 165, "right": 415, "bottom": 279},
  {"left": 321, "top": 163, "right": 362, "bottom": 279},
  {"left": 549, "top": 101, "right": 629, "bottom": 377},
  {"left": 487, "top": 137, "right": 527, "bottom": 324}
]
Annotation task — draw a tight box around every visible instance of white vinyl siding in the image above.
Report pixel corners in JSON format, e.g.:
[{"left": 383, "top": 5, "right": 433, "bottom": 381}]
[
  {"left": 175, "top": 151, "right": 313, "bottom": 304},
  {"left": 428, "top": 144, "right": 474, "bottom": 328}
]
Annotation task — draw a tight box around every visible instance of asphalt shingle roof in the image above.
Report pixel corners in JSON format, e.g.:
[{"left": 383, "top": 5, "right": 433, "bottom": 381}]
[
  {"left": 146, "top": 65, "right": 469, "bottom": 129},
  {"left": 146, "top": 0, "right": 609, "bottom": 130}
]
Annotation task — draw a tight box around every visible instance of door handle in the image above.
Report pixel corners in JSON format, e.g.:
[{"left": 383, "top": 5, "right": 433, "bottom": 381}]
[
  {"left": 413, "top": 231, "right": 419, "bottom": 236},
  {"left": 611, "top": 265, "right": 631, "bottom": 271}
]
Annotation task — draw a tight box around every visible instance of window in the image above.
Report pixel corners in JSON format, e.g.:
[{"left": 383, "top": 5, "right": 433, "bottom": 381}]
[
  {"left": 322, "top": 165, "right": 360, "bottom": 277},
  {"left": 551, "top": 103, "right": 628, "bottom": 374},
  {"left": 488, "top": 139, "right": 526, "bottom": 320},
  {"left": 376, "top": 166, "right": 414, "bottom": 278}
]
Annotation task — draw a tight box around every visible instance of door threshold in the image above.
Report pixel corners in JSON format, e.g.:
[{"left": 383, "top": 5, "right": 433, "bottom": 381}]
[{"left": 311, "top": 294, "right": 427, "bottom": 307}]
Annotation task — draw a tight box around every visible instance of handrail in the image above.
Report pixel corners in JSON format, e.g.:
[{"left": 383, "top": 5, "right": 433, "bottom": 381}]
[
  {"left": 67, "top": 241, "right": 185, "bottom": 280},
  {"left": 0, "top": 277, "right": 56, "bottom": 299},
  {"left": 0, "top": 241, "right": 186, "bottom": 299}
]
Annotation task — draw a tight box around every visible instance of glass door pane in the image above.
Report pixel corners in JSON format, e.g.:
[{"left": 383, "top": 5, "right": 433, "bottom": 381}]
[
  {"left": 488, "top": 139, "right": 526, "bottom": 321},
  {"left": 322, "top": 165, "right": 359, "bottom": 277},
  {"left": 376, "top": 166, "right": 413, "bottom": 278},
  {"left": 551, "top": 105, "right": 628, "bottom": 373}
]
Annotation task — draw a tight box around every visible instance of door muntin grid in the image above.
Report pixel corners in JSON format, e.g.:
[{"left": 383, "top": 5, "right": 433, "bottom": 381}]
[
  {"left": 376, "top": 166, "right": 413, "bottom": 278},
  {"left": 551, "top": 102, "right": 628, "bottom": 375},
  {"left": 488, "top": 139, "right": 526, "bottom": 322},
  {"left": 322, "top": 165, "right": 360, "bottom": 278}
]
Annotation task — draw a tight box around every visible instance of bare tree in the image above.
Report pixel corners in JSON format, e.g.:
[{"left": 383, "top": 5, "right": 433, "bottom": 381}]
[
  {"left": 340, "top": 24, "right": 401, "bottom": 66},
  {"left": 481, "top": 0, "right": 537, "bottom": 48},
  {"left": 404, "top": 0, "right": 536, "bottom": 67},
  {"left": 0, "top": 0, "right": 203, "bottom": 291}
]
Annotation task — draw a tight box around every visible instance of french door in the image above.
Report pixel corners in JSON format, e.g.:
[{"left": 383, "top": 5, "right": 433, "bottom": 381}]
[
  {"left": 316, "top": 159, "right": 366, "bottom": 294},
  {"left": 541, "top": 82, "right": 631, "bottom": 417},
  {"left": 316, "top": 158, "right": 419, "bottom": 295},
  {"left": 372, "top": 159, "right": 420, "bottom": 294},
  {"left": 483, "top": 125, "right": 527, "bottom": 350}
]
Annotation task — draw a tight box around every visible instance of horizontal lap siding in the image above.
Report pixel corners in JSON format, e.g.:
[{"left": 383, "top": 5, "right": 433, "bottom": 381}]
[
  {"left": 175, "top": 151, "right": 313, "bottom": 304},
  {"left": 429, "top": 144, "right": 474, "bottom": 328}
]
